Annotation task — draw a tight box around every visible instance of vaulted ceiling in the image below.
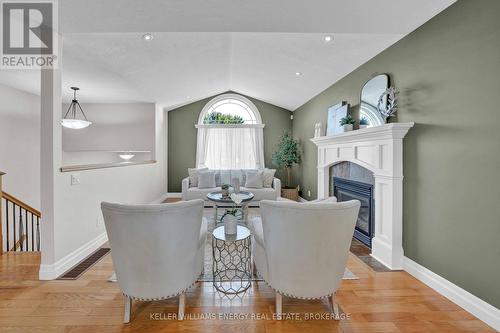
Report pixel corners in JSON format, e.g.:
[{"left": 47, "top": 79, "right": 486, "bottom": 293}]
[{"left": 0, "top": 0, "right": 456, "bottom": 110}]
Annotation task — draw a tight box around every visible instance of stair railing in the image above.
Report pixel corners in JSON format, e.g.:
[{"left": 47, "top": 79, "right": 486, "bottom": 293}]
[{"left": 0, "top": 172, "right": 41, "bottom": 254}]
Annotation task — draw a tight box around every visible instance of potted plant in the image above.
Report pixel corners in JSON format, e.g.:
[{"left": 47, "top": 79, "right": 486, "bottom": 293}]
[
  {"left": 339, "top": 115, "right": 356, "bottom": 132},
  {"left": 221, "top": 184, "right": 230, "bottom": 198},
  {"left": 359, "top": 117, "right": 369, "bottom": 129},
  {"left": 272, "top": 132, "right": 301, "bottom": 201}
]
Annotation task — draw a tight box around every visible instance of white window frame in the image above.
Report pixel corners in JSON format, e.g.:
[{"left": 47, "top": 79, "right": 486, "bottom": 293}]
[
  {"left": 196, "top": 93, "right": 263, "bottom": 126},
  {"left": 195, "top": 93, "right": 265, "bottom": 169}
]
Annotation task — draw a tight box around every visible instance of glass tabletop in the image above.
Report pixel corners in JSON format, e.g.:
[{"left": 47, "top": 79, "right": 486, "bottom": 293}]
[
  {"left": 212, "top": 225, "right": 251, "bottom": 242},
  {"left": 206, "top": 191, "right": 254, "bottom": 203}
]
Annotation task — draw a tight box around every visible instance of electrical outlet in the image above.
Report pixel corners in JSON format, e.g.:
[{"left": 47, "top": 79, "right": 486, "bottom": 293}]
[
  {"left": 307, "top": 190, "right": 311, "bottom": 197},
  {"left": 70, "top": 174, "right": 81, "bottom": 186},
  {"left": 96, "top": 216, "right": 104, "bottom": 228}
]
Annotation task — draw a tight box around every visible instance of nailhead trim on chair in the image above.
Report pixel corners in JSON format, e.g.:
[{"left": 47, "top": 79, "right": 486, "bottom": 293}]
[
  {"left": 122, "top": 269, "right": 202, "bottom": 301},
  {"left": 256, "top": 270, "right": 336, "bottom": 300}
]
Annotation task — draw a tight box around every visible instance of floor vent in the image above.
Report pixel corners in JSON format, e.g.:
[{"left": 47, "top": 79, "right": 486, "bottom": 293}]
[{"left": 57, "top": 248, "right": 110, "bottom": 280}]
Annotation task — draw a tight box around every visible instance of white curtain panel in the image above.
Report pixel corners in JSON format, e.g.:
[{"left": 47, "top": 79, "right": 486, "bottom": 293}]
[{"left": 196, "top": 125, "right": 265, "bottom": 169}]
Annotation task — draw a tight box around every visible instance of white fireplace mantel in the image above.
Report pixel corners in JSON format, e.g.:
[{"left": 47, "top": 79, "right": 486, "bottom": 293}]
[{"left": 310, "top": 122, "right": 414, "bottom": 269}]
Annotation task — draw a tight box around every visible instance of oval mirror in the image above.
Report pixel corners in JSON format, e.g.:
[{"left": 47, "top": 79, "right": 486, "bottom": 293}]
[{"left": 360, "top": 74, "right": 389, "bottom": 127}]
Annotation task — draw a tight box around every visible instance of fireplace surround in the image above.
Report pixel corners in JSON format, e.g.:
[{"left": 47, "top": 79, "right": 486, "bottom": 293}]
[{"left": 311, "top": 122, "right": 414, "bottom": 270}]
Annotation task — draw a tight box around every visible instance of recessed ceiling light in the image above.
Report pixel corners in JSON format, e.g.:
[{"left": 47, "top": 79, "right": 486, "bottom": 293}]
[
  {"left": 324, "top": 35, "right": 333, "bottom": 42},
  {"left": 142, "top": 33, "right": 153, "bottom": 41},
  {"left": 295, "top": 72, "right": 302, "bottom": 76}
]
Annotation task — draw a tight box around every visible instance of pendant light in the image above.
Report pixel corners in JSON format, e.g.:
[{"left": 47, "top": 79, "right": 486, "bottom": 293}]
[
  {"left": 61, "top": 87, "right": 92, "bottom": 129},
  {"left": 119, "top": 152, "right": 135, "bottom": 161}
]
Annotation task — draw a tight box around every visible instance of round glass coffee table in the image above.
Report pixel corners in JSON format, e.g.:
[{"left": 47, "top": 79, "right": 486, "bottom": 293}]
[
  {"left": 206, "top": 191, "right": 254, "bottom": 225},
  {"left": 212, "top": 225, "right": 252, "bottom": 294}
]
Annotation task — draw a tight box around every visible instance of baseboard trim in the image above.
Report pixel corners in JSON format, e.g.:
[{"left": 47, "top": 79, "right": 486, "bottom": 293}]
[
  {"left": 403, "top": 256, "right": 500, "bottom": 331},
  {"left": 298, "top": 196, "right": 308, "bottom": 202},
  {"left": 39, "top": 232, "right": 108, "bottom": 280},
  {"left": 166, "top": 192, "right": 182, "bottom": 198}
]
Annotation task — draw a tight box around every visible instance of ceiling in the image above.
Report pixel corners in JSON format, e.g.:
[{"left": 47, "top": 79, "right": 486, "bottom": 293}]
[{"left": 0, "top": 0, "right": 456, "bottom": 110}]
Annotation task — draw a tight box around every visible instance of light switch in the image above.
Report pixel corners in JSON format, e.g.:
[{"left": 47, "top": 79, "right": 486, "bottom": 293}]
[
  {"left": 307, "top": 190, "right": 311, "bottom": 197},
  {"left": 71, "top": 174, "right": 81, "bottom": 186}
]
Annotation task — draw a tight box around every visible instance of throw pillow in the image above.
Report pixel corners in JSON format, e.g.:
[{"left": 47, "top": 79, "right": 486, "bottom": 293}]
[
  {"left": 245, "top": 170, "right": 264, "bottom": 189},
  {"left": 198, "top": 170, "right": 216, "bottom": 189},
  {"left": 188, "top": 167, "right": 208, "bottom": 187},
  {"left": 262, "top": 168, "right": 276, "bottom": 188}
]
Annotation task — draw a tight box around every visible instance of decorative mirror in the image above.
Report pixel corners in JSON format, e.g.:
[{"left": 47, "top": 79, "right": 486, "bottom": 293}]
[{"left": 359, "top": 74, "right": 389, "bottom": 127}]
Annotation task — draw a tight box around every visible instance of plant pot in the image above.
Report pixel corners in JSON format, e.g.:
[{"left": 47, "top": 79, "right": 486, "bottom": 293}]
[
  {"left": 223, "top": 214, "right": 237, "bottom": 235},
  {"left": 359, "top": 124, "right": 368, "bottom": 129},
  {"left": 281, "top": 188, "right": 299, "bottom": 202},
  {"left": 342, "top": 124, "right": 353, "bottom": 132}
]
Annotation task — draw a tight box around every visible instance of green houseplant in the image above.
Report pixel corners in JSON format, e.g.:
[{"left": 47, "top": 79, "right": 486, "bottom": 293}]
[
  {"left": 339, "top": 115, "right": 356, "bottom": 132},
  {"left": 359, "top": 117, "right": 369, "bottom": 129},
  {"left": 272, "top": 132, "right": 301, "bottom": 201}
]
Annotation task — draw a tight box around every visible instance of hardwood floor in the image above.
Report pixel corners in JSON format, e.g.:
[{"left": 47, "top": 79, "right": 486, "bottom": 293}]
[
  {"left": 349, "top": 239, "right": 391, "bottom": 273},
  {"left": 0, "top": 251, "right": 495, "bottom": 333}
]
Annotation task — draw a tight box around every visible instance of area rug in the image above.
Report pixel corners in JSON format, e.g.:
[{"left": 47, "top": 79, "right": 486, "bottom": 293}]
[{"left": 108, "top": 208, "right": 359, "bottom": 282}]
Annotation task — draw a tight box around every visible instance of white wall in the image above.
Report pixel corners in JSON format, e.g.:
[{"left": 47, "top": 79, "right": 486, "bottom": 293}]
[
  {"left": 39, "top": 67, "right": 167, "bottom": 279},
  {"left": 40, "top": 98, "right": 167, "bottom": 279},
  {"left": 0, "top": 87, "right": 158, "bottom": 209},
  {"left": 62, "top": 103, "right": 155, "bottom": 152},
  {"left": 62, "top": 103, "right": 155, "bottom": 165},
  {"left": 55, "top": 105, "right": 166, "bottom": 264},
  {"left": 0, "top": 84, "right": 40, "bottom": 209}
]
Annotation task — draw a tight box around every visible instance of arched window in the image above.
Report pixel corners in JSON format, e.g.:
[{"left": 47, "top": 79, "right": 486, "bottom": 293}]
[
  {"left": 195, "top": 94, "right": 265, "bottom": 169},
  {"left": 198, "top": 94, "right": 262, "bottom": 125}
]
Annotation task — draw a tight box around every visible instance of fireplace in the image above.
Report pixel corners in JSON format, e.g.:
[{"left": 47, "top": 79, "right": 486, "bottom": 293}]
[
  {"left": 310, "top": 122, "right": 414, "bottom": 269},
  {"left": 333, "top": 178, "right": 374, "bottom": 247},
  {"left": 330, "top": 161, "right": 374, "bottom": 247}
]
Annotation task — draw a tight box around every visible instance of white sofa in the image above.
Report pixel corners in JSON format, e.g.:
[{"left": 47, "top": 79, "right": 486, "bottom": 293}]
[{"left": 182, "top": 169, "right": 281, "bottom": 204}]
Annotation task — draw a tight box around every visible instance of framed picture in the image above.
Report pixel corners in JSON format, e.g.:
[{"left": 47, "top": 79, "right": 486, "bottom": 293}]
[{"left": 326, "top": 102, "right": 349, "bottom": 136}]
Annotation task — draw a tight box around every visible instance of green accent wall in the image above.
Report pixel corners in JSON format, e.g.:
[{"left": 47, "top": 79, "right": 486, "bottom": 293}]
[
  {"left": 168, "top": 92, "right": 292, "bottom": 192},
  {"left": 292, "top": 0, "right": 500, "bottom": 308}
]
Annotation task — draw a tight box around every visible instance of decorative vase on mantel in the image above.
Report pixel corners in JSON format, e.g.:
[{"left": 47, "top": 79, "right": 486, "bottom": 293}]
[
  {"left": 223, "top": 214, "right": 237, "bottom": 235},
  {"left": 342, "top": 124, "right": 353, "bottom": 132}
]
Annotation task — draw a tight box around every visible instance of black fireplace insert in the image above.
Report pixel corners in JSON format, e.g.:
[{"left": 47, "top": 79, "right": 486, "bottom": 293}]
[{"left": 333, "top": 177, "right": 374, "bottom": 247}]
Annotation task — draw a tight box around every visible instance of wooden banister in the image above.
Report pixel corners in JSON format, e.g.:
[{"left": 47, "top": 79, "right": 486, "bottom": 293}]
[
  {"left": 1, "top": 172, "right": 4, "bottom": 255},
  {"left": 1, "top": 172, "right": 41, "bottom": 254},
  {"left": 1, "top": 191, "right": 41, "bottom": 217}
]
